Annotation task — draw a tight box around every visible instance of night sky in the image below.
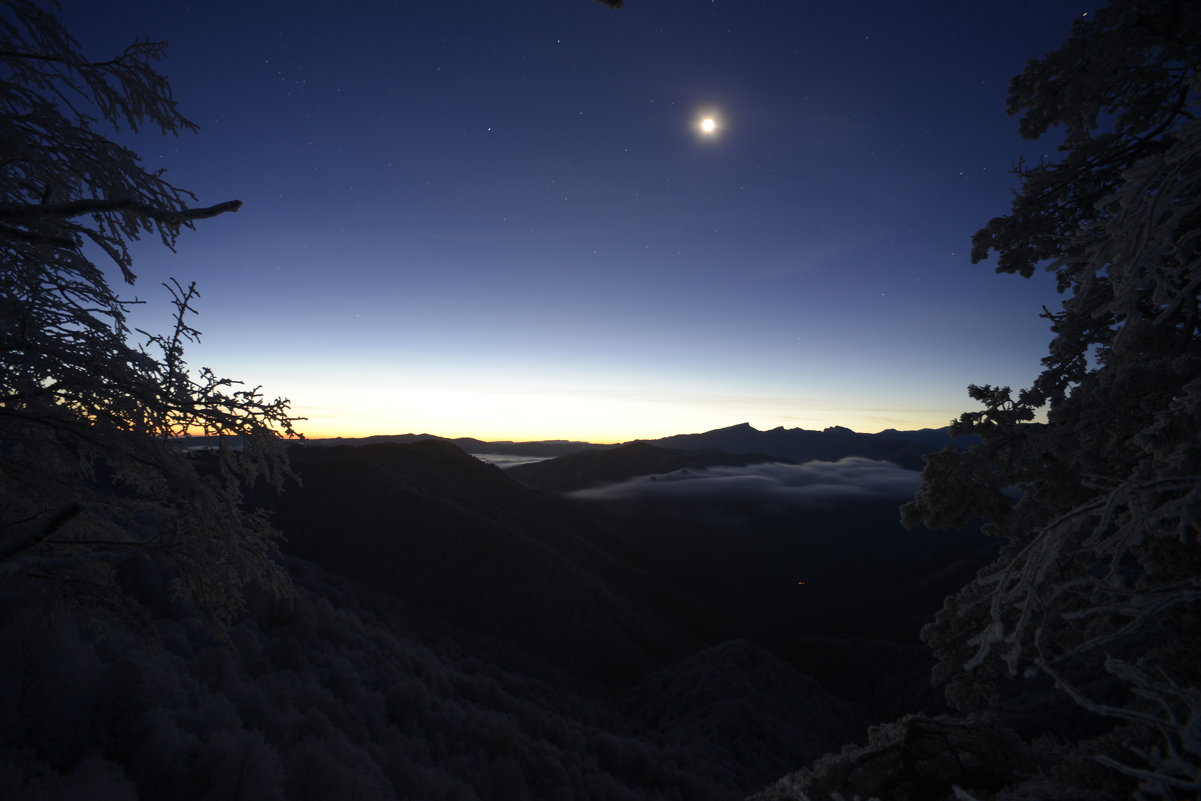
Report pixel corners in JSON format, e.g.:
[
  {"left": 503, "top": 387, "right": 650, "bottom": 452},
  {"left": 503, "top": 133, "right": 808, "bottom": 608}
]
[{"left": 63, "top": 0, "right": 1087, "bottom": 441}]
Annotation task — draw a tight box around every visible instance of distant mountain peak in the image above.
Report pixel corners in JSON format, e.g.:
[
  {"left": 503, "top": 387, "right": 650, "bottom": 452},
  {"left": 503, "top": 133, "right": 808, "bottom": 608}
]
[{"left": 641, "top": 421, "right": 969, "bottom": 471}]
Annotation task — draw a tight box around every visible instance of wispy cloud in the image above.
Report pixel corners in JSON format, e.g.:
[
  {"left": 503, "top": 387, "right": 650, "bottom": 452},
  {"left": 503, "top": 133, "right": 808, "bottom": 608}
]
[
  {"left": 472, "top": 453, "right": 551, "bottom": 468},
  {"left": 568, "top": 457, "right": 920, "bottom": 511}
]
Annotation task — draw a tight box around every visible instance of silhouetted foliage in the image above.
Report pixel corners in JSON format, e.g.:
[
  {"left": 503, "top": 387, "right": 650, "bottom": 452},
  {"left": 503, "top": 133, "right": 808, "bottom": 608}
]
[
  {"left": 904, "top": 1, "right": 1200, "bottom": 796},
  {"left": 0, "top": 0, "right": 299, "bottom": 622}
]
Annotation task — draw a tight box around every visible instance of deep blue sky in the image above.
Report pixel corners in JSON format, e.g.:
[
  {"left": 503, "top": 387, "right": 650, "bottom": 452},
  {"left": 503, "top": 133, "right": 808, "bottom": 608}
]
[{"left": 63, "top": 0, "right": 1087, "bottom": 441}]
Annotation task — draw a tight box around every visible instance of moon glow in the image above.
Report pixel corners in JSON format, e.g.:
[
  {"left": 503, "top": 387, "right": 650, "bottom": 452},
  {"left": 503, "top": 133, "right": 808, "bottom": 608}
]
[{"left": 694, "top": 110, "right": 723, "bottom": 139}]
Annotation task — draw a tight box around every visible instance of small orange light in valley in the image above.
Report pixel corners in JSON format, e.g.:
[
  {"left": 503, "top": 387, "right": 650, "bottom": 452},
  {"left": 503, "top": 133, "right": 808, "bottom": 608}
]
[{"left": 700, "top": 117, "right": 717, "bottom": 134}]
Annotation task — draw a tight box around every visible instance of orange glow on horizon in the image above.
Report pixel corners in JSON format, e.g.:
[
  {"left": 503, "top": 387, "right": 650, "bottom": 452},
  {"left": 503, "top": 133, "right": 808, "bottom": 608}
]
[
  {"left": 234, "top": 375, "right": 968, "bottom": 445},
  {"left": 285, "top": 410, "right": 961, "bottom": 444}
]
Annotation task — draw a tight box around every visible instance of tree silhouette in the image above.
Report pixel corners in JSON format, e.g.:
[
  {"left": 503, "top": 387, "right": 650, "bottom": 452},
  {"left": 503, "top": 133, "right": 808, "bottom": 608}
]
[
  {"left": 903, "top": 1, "right": 1200, "bottom": 796},
  {"left": 0, "top": 0, "right": 299, "bottom": 621}
]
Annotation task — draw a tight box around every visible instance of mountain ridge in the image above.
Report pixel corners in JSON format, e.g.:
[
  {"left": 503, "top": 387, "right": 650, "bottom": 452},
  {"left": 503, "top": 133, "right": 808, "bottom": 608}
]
[
  {"left": 637, "top": 422, "right": 975, "bottom": 470},
  {"left": 298, "top": 422, "right": 977, "bottom": 469}
]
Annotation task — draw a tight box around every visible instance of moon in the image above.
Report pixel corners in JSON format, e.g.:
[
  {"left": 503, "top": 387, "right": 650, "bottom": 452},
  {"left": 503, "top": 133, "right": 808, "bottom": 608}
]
[{"left": 694, "top": 111, "right": 723, "bottom": 138}]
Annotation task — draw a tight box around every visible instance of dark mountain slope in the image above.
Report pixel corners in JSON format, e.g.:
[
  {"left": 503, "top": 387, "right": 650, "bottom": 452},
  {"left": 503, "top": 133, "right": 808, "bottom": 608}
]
[
  {"left": 1, "top": 551, "right": 750, "bottom": 801},
  {"left": 506, "top": 441, "right": 792, "bottom": 493},
  {"left": 621, "top": 640, "right": 859, "bottom": 792},
  {"left": 5, "top": 438, "right": 898, "bottom": 801},
  {"left": 581, "top": 495, "right": 995, "bottom": 648},
  {"left": 252, "top": 440, "right": 703, "bottom": 684},
  {"left": 257, "top": 439, "right": 997, "bottom": 718},
  {"left": 573, "top": 491, "right": 998, "bottom": 724}
]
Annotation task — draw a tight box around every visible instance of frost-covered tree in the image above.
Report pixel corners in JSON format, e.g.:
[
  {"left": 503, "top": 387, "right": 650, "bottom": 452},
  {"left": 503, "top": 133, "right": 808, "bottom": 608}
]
[
  {"left": 0, "top": 0, "right": 299, "bottom": 622},
  {"left": 902, "top": 1, "right": 1200, "bottom": 797}
]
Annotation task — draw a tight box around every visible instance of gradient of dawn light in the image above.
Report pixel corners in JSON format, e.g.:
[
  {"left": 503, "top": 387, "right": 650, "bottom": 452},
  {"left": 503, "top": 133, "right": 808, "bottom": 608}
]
[{"left": 61, "top": 0, "right": 1088, "bottom": 441}]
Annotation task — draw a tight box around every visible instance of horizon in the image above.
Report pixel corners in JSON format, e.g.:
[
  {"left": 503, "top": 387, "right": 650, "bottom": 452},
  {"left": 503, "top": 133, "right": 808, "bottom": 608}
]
[
  {"left": 61, "top": 0, "right": 1084, "bottom": 444},
  {"left": 289, "top": 418, "right": 954, "bottom": 445},
  {"left": 288, "top": 405, "right": 968, "bottom": 443}
]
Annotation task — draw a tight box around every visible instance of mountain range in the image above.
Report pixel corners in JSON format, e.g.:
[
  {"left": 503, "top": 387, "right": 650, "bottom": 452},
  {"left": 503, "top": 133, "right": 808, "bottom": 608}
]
[
  {"left": 636, "top": 422, "right": 974, "bottom": 470},
  {"left": 305, "top": 421, "right": 978, "bottom": 470}
]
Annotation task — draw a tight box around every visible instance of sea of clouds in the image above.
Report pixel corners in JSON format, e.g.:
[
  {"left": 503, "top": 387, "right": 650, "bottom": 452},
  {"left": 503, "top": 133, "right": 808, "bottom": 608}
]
[
  {"left": 568, "top": 457, "right": 922, "bottom": 510},
  {"left": 471, "top": 453, "right": 552, "bottom": 468}
]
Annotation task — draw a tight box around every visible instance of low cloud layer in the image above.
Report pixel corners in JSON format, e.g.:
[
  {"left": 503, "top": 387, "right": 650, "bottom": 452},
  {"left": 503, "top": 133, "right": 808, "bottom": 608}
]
[
  {"left": 568, "top": 457, "right": 921, "bottom": 511},
  {"left": 472, "top": 453, "right": 552, "bottom": 468}
]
